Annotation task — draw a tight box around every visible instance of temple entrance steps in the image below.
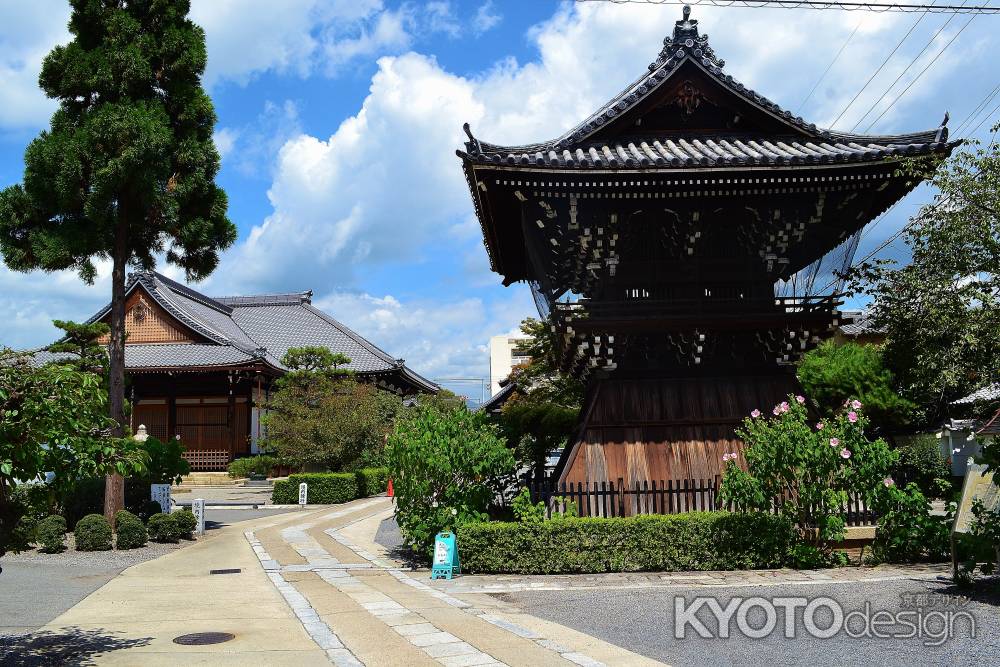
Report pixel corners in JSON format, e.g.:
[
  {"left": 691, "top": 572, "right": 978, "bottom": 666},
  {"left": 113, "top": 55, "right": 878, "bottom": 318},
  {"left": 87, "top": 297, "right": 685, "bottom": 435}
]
[{"left": 176, "top": 471, "right": 237, "bottom": 486}]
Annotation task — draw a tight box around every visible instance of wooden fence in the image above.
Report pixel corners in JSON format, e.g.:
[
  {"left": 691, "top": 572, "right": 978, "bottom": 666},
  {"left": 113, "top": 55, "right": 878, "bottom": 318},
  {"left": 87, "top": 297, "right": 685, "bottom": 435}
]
[{"left": 526, "top": 476, "right": 877, "bottom": 526}]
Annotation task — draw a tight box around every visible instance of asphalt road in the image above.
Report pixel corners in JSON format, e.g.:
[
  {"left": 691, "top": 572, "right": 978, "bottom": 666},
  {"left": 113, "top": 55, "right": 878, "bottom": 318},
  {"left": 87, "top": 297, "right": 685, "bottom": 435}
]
[
  {"left": 0, "top": 507, "right": 296, "bottom": 637},
  {"left": 502, "top": 578, "right": 1000, "bottom": 666},
  {"left": 0, "top": 562, "right": 118, "bottom": 636}
]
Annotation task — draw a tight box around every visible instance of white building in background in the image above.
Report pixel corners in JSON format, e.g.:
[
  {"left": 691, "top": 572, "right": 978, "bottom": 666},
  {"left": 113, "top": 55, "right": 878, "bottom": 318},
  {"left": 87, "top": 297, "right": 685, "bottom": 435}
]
[{"left": 489, "top": 334, "right": 532, "bottom": 396}]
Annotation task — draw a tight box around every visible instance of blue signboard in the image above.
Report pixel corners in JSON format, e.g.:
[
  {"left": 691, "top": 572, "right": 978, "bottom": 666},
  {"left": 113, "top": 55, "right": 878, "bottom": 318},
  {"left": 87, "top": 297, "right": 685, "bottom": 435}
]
[{"left": 430, "top": 531, "right": 460, "bottom": 580}]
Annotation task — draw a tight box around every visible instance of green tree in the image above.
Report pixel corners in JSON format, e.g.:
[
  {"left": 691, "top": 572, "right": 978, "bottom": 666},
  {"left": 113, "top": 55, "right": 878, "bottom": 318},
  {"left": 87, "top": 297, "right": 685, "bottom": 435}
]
[
  {"left": 798, "top": 340, "right": 916, "bottom": 430},
  {"left": 0, "top": 0, "right": 235, "bottom": 521},
  {"left": 386, "top": 405, "right": 515, "bottom": 557},
  {"left": 47, "top": 319, "right": 110, "bottom": 377},
  {"left": 849, "top": 133, "right": 1000, "bottom": 426},
  {"left": 496, "top": 318, "right": 583, "bottom": 478},
  {"left": 0, "top": 349, "right": 147, "bottom": 564},
  {"left": 262, "top": 348, "right": 401, "bottom": 471}
]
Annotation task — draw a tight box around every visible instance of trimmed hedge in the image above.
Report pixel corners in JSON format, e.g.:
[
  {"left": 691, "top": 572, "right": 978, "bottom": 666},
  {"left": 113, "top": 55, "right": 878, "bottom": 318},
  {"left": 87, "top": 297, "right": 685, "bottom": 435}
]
[
  {"left": 457, "top": 512, "right": 796, "bottom": 574},
  {"left": 227, "top": 455, "right": 281, "bottom": 479},
  {"left": 114, "top": 510, "right": 148, "bottom": 550},
  {"left": 173, "top": 509, "right": 198, "bottom": 539},
  {"left": 355, "top": 468, "right": 390, "bottom": 498},
  {"left": 36, "top": 515, "right": 68, "bottom": 554},
  {"left": 148, "top": 513, "right": 182, "bottom": 543},
  {"left": 74, "top": 514, "right": 112, "bottom": 552},
  {"left": 272, "top": 469, "right": 390, "bottom": 505}
]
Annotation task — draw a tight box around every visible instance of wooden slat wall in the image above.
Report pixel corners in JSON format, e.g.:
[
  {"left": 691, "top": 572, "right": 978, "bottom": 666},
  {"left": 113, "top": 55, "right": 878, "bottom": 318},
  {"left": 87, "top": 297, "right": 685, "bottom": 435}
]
[
  {"left": 560, "top": 375, "right": 799, "bottom": 486},
  {"left": 97, "top": 291, "right": 195, "bottom": 344},
  {"left": 133, "top": 402, "right": 168, "bottom": 441}
]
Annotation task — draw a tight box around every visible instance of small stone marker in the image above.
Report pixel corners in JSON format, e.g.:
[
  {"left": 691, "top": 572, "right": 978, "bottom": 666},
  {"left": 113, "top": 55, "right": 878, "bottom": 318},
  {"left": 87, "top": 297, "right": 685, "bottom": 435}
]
[
  {"left": 430, "top": 531, "right": 460, "bottom": 580},
  {"left": 299, "top": 482, "right": 308, "bottom": 506},
  {"left": 192, "top": 498, "right": 206, "bottom": 536},
  {"left": 150, "top": 483, "right": 171, "bottom": 513}
]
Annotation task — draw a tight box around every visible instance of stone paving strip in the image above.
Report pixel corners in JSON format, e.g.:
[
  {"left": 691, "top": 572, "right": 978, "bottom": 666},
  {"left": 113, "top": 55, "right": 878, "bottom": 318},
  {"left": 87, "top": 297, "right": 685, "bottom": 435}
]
[
  {"left": 325, "top": 520, "right": 605, "bottom": 667},
  {"left": 425, "top": 562, "right": 952, "bottom": 596},
  {"left": 246, "top": 530, "right": 363, "bottom": 666},
  {"left": 249, "top": 501, "right": 614, "bottom": 667}
]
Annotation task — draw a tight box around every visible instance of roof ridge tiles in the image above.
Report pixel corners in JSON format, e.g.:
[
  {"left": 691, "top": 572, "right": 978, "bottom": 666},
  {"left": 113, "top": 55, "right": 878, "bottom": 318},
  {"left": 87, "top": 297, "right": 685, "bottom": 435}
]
[{"left": 459, "top": 7, "right": 949, "bottom": 160}]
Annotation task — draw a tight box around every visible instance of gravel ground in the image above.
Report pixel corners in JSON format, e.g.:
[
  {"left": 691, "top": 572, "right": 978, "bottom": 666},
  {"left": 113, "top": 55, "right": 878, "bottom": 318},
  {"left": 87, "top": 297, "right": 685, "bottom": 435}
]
[
  {"left": 501, "top": 577, "right": 1000, "bottom": 666},
  {"left": 2, "top": 535, "right": 186, "bottom": 568}
]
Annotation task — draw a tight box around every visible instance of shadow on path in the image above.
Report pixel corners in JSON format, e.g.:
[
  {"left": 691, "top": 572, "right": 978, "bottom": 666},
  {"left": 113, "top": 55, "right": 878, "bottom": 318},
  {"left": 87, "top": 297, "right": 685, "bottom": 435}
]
[{"left": 0, "top": 627, "right": 151, "bottom": 666}]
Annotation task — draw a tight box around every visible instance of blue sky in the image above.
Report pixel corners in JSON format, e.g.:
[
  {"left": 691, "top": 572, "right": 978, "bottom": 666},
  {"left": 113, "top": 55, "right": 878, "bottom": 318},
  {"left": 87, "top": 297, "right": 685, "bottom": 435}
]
[{"left": 1, "top": 1, "right": 998, "bottom": 399}]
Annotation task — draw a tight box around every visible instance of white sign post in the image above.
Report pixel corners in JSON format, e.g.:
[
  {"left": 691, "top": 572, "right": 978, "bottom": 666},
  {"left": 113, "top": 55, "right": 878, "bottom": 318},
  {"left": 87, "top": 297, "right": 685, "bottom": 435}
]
[
  {"left": 150, "top": 484, "right": 171, "bottom": 514},
  {"left": 192, "top": 498, "right": 206, "bottom": 536},
  {"left": 298, "top": 482, "right": 308, "bottom": 507}
]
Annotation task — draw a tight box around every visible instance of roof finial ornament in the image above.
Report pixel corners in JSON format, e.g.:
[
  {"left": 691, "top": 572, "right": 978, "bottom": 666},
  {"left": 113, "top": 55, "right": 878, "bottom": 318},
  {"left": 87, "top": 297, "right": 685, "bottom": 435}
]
[
  {"left": 674, "top": 5, "right": 699, "bottom": 42},
  {"left": 935, "top": 111, "right": 950, "bottom": 143}
]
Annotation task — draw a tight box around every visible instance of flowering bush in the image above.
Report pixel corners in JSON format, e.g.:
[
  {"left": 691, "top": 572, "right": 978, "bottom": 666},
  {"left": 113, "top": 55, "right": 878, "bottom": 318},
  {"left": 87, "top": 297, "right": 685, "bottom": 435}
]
[{"left": 719, "top": 395, "right": 896, "bottom": 561}]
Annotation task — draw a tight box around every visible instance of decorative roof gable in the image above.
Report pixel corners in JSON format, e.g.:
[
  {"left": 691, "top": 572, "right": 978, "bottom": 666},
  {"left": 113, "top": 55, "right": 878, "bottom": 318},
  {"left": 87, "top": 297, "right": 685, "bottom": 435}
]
[{"left": 459, "top": 5, "right": 951, "bottom": 169}]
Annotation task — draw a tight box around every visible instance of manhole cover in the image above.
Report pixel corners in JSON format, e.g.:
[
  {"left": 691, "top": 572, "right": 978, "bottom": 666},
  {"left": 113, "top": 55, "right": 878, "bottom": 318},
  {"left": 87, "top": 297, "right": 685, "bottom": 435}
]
[{"left": 172, "top": 632, "right": 235, "bottom": 646}]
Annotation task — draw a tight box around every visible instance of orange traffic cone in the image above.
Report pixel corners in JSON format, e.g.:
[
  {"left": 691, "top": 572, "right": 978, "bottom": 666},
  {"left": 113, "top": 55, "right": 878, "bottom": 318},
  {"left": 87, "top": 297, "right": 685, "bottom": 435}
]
[{"left": 387, "top": 478, "right": 394, "bottom": 498}]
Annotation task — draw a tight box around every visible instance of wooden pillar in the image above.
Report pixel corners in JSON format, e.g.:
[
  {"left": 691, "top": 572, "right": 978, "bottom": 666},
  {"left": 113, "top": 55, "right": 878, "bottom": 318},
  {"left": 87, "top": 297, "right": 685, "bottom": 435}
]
[
  {"left": 167, "top": 383, "right": 177, "bottom": 442},
  {"left": 228, "top": 373, "right": 237, "bottom": 460}
]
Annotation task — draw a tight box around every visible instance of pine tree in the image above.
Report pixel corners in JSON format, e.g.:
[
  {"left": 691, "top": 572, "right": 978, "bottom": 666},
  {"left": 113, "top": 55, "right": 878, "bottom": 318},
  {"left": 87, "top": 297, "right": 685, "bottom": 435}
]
[{"left": 0, "top": 0, "right": 235, "bottom": 521}]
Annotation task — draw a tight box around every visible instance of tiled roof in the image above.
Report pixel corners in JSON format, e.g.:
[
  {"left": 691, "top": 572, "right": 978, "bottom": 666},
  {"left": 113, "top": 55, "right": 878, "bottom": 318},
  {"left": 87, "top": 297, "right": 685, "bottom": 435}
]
[
  {"left": 838, "top": 310, "right": 882, "bottom": 337},
  {"left": 953, "top": 384, "right": 1000, "bottom": 406},
  {"left": 463, "top": 136, "right": 947, "bottom": 170},
  {"left": 68, "top": 271, "right": 437, "bottom": 393},
  {"left": 457, "top": 7, "right": 952, "bottom": 171}
]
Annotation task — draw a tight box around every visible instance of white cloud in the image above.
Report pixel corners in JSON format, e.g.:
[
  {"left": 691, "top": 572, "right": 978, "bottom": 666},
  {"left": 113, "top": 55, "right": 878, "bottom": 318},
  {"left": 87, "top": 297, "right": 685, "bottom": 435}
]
[
  {"left": 473, "top": 2, "right": 502, "bottom": 36},
  {"left": 215, "top": 100, "right": 303, "bottom": 178},
  {"left": 0, "top": 2, "right": 70, "bottom": 130},
  {"left": 0, "top": 261, "right": 112, "bottom": 350},
  {"left": 313, "top": 287, "right": 534, "bottom": 380}
]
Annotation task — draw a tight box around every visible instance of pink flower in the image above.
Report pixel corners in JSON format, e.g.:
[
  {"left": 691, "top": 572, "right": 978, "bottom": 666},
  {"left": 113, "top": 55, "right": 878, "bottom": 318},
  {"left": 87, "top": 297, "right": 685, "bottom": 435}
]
[
  {"left": 780, "top": 401, "right": 790, "bottom": 413},
  {"left": 851, "top": 400, "right": 862, "bottom": 410},
  {"left": 796, "top": 395, "right": 806, "bottom": 404},
  {"left": 840, "top": 448, "right": 852, "bottom": 459},
  {"left": 816, "top": 422, "right": 825, "bottom": 430},
  {"left": 751, "top": 409, "right": 761, "bottom": 419},
  {"left": 773, "top": 406, "right": 781, "bottom": 416},
  {"left": 883, "top": 477, "right": 895, "bottom": 487},
  {"left": 829, "top": 437, "right": 840, "bottom": 447},
  {"left": 730, "top": 452, "right": 738, "bottom": 460},
  {"left": 847, "top": 411, "right": 858, "bottom": 423},
  {"left": 722, "top": 453, "right": 734, "bottom": 462}
]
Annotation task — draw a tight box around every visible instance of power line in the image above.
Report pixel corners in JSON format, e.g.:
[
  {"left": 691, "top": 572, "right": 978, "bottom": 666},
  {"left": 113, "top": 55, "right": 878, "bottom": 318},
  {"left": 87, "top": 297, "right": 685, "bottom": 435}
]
[
  {"left": 862, "top": 13, "right": 975, "bottom": 131},
  {"left": 574, "top": 0, "right": 1000, "bottom": 13},
  {"left": 829, "top": 6, "right": 932, "bottom": 128},
  {"left": 849, "top": 7, "right": 965, "bottom": 130},
  {"left": 797, "top": 20, "right": 863, "bottom": 112}
]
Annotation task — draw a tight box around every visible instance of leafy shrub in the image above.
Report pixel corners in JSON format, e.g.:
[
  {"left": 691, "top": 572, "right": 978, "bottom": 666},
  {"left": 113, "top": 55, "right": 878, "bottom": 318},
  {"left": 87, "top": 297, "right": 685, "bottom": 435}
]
[
  {"left": 355, "top": 468, "right": 390, "bottom": 498},
  {"left": 458, "top": 512, "right": 795, "bottom": 574},
  {"left": 797, "top": 341, "right": 915, "bottom": 428},
  {"left": 272, "top": 473, "right": 357, "bottom": 504},
  {"left": 173, "top": 509, "right": 198, "bottom": 538},
  {"left": 892, "top": 435, "right": 952, "bottom": 498},
  {"left": 62, "top": 477, "right": 106, "bottom": 528},
  {"left": 512, "top": 488, "right": 546, "bottom": 523},
  {"left": 124, "top": 436, "right": 190, "bottom": 511},
  {"left": 386, "top": 405, "right": 516, "bottom": 558},
  {"left": 74, "top": 513, "right": 112, "bottom": 551},
  {"left": 720, "top": 396, "right": 896, "bottom": 558},
  {"left": 5, "top": 484, "right": 53, "bottom": 554},
  {"left": 870, "top": 482, "right": 951, "bottom": 563},
  {"left": 227, "top": 455, "right": 281, "bottom": 479},
  {"left": 36, "top": 515, "right": 68, "bottom": 553},
  {"left": 114, "top": 510, "right": 147, "bottom": 550},
  {"left": 137, "top": 500, "right": 164, "bottom": 522},
  {"left": 147, "top": 513, "right": 181, "bottom": 543}
]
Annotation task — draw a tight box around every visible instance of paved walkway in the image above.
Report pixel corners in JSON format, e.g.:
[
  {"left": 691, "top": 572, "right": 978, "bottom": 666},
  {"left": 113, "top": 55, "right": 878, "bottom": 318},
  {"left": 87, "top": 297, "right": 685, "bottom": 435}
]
[{"left": 21, "top": 498, "right": 659, "bottom": 666}]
